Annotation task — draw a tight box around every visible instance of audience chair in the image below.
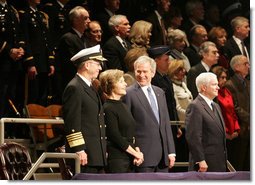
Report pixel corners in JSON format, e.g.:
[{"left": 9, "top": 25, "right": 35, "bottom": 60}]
[
  {"left": 0, "top": 142, "right": 33, "bottom": 180},
  {"left": 24, "top": 104, "right": 63, "bottom": 160}
]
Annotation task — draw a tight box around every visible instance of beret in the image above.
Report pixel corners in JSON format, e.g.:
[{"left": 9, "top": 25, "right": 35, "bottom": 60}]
[
  {"left": 70, "top": 45, "right": 107, "bottom": 66},
  {"left": 147, "top": 45, "right": 171, "bottom": 59}
]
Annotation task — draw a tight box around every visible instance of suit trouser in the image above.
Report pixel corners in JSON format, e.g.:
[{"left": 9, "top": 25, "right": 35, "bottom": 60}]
[
  {"left": 135, "top": 158, "right": 168, "bottom": 173},
  {"left": 107, "top": 158, "right": 134, "bottom": 173}
]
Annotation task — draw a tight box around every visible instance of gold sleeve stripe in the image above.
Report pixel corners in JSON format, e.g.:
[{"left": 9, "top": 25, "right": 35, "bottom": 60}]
[
  {"left": 49, "top": 56, "right": 55, "bottom": 59},
  {"left": 66, "top": 132, "right": 85, "bottom": 148},
  {"left": 24, "top": 56, "right": 34, "bottom": 62},
  {"left": 68, "top": 138, "right": 85, "bottom": 148},
  {"left": 66, "top": 132, "right": 83, "bottom": 138},
  {"left": 0, "top": 42, "right": 6, "bottom": 53}
]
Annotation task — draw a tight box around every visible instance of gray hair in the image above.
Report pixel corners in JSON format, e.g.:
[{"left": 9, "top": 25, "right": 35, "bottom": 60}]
[
  {"left": 231, "top": 16, "right": 249, "bottom": 30},
  {"left": 134, "top": 55, "right": 156, "bottom": 74},
  {"left": 108, "top": 14, "right": 127, "bottom": 32},
  {"left": 167, "top": 29, "right": 189, "bottom": 47},
  {"left": 198, "top": 41, "right": 216, "bottom": 56},
  {"left": 69, "top": 6, "right": 87, "bottom": 24},
  {"left": 196, "top": 72, "right": 217, "bottom": 93},
  {"left": 230, "top": 55, "right": 247, "bottom": 71}
]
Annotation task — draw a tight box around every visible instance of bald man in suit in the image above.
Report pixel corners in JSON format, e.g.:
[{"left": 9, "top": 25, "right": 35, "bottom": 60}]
[{"left": 185, "top": 72, "right": 227, "bottom": 172}]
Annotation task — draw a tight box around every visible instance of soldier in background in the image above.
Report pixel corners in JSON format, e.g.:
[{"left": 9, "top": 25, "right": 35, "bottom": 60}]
[
  {"left": 41, "top": 0, "right": 70, "bottom": 50},
  {"left": 41, "top": 0, "right": 71, "bottom": 104},
  {"left": 0, "top": 0, "right": 33, "bottom": 137},
  {"left": 19, "top": 0, "right": 55, "bottom": 106}
]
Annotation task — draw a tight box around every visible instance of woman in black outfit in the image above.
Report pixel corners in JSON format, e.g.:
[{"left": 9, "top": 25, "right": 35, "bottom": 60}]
[{"left": 99, "top": 69, "right": 144, "bottom": 173}]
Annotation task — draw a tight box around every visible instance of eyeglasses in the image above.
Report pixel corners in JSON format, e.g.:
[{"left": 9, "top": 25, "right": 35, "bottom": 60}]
[
  {"left": 90, "top": 30, "right": 103, "bottom": 34},
  {"left": 88, "top": 61, "right": 101, "bottom": 67}
]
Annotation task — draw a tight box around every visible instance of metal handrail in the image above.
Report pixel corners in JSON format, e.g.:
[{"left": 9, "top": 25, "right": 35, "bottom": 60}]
[
  {"left": 0, "top": 117, "right": 64, "bottom": 144},
  {"left": 23, "top": 152, "right": 80, "bottom": 180},
  {"left": 170, "top": 121, "right": 185, "bottom": 126}
]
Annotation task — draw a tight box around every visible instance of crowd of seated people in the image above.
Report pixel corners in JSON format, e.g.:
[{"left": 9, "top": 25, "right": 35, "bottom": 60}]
[{"left": 1, "top": 0, "right": 250, "bottom": 173}]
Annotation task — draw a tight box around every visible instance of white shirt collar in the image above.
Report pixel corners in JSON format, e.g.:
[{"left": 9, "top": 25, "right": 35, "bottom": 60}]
[
  {"left": 72, "top": 28, "right": 83, "bottom": 38},
  {"left": 199, "top": 93, "right": 213, "bottom": 110},
  {"left": 201, "top": 61, "right": 210, "bottom": 72},
  {"left": 232, "top": 35, "right": 242, "bottom": 45},
  {"left": 115, "top": 36, "right": 127, "bottom": 48},
  {"left": 0, "top": 1, "right": 7, "bottom": 7},
  {"left": 77, "top": 73, "right": 91, "bottom": 87},
  {"left": 30, "top": 6, "right": 37, "bottom": 12},
  {"left": 57, "top": 0, "right": 64, "bottom": 8},
  {"left": 105, "top": 8, "right": 114, "bottom": 17}
]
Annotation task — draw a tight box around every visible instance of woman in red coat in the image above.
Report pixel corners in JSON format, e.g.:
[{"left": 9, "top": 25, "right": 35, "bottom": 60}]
[{"left": 211, "top": 66, "right": 240, "bottom": 139}]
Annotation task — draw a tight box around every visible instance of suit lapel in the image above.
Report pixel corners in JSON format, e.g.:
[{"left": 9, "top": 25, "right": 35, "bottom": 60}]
[
  {"left": 134, "top": 83, "right": 159, "bottom": 124},
  {"left": 230, "top": 38, "right": 242, "bottom": 55},
  {"left": 113, "top": 36, "right": 128, "bottom": 53},
  {"left": 214, "top": 104, "right": 226, "bottom": 133},
  {"left": 76, "top": 75, "right": 99, "bottom": 103},
  {"left": 198, "top": 96, "right": 224, "bottom": 133}
]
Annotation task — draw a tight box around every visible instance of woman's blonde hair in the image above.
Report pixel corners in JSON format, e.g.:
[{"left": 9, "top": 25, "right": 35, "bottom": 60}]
[
  {"left": 99, "top": 69, "right": 124, "bottom": 95},
  {"left": 129, "top": 20, "right": 152, "bottom": 48},
  {"left": 168, "top": 59, "right": 185, "bottom": 78}
]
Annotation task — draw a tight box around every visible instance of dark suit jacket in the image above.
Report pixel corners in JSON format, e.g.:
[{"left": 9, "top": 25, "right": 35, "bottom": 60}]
[
  {"left": 123, "top": 82, "right": 175, "bottom": 167},
  {"left": 93, "top": 8, "right": 112, "bottom": 45},
  {"left": 185, "top": 95, "right": 227, "bottom": 172},
  {"left": 56, "top": 29, "right": 85, "bottom": 89},
  {"left": 151, "top": 72, "right": 179, "bottom": 121},
  {"left": 186, "top": 62, "right": 207, "bottom": 98},
  {"left": 102, "top": 36, "right": 131, "bottom": 72},
  {"left": 225, "top": 74, "right": 250, "bottom": 137},
  {"left": 223, "top": 37, "right": 250, "bottom": 61},
  {"left": 224, "top": 74, "right": 250, "bottom": 171},
  {"left": 180, "top": 19, "right": 195, "bottom": 39},
  {"left": 183, "top": 45, "right": 201, "bottom": 67},
  {"left": 145, "top": 11, "right": 165, "bottom": 46},
  {"left": 223, "top": 37, "right": 250, "bottom": 76},
  {"left": 62, "top": 75, "right": 107, "bottom": 166}
]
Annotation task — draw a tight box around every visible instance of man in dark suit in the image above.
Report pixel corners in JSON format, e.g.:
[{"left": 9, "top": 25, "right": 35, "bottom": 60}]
[
  {"left": 187, "top": 41, "right": 218, "bottom": 98},
  {"left": 183, "top": 24, "right": 208, "bottom": 67},
  {"left": 55, "top": 6, "right": 90, "bottom": 99},
  {"left": 62, "top": 45, "right": 107, "bottom": 173},
  {"left": 223, "top": 16, "right": 250, "bottom": 76},
  {"left": 123, "top": 55, "right": 176, "bottom": 172},
  {"left": 93, "top": 0, "right": 120, "bottom": 45},
  {"left": 149, "top": 45, "right": 188, "bottom": 171},
  {"left": 180, "top": 0, "right": 205, "bottom": 39},
  {"left": 225, "top": 55, "right": 250, "bottom": 171},
  {"left": 185, "top": 72, "right": 227, "bottom": 172},
  {"left": 102, "top": 14, "right": 131, "bottom": 72},
  {"left": 145, "top": 0, "right": 171, "bottom": 46}
]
